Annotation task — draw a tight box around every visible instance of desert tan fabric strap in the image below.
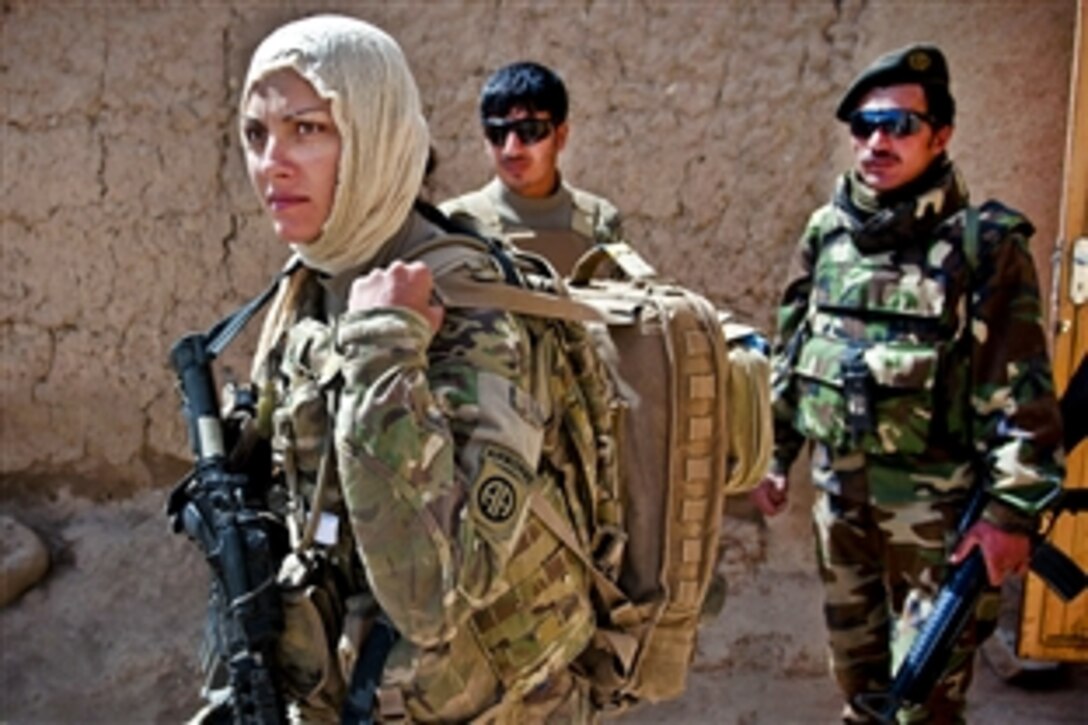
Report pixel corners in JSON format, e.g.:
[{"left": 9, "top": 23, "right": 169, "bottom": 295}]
[
  {"left": 404, "top": 233, "right": 603, "bottom": 322},
  {"left": 597, "top": 627, "right": 640, "bottom": 675},
  {"left": 402, "top": 234, "right": 493, "bottom": 275},
  {"left": 527, "top": 489, "right": 640, "bottom": 675},
  {"left": 527, "top": 489, "right": 626, "bottom": 609},
  {"left": 434, "top": 273, "right": 604, "bottom": 322},
  {"left": 570, "top": 241, "right": 657, "bottom": 285}
]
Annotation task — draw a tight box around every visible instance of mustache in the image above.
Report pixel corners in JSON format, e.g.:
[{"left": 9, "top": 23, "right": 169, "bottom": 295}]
[{"left": 863, "top": 149, "right": 900, "bottom": 163}]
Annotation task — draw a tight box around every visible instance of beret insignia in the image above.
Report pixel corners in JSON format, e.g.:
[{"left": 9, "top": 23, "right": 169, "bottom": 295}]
[{"left": 908, "top": 50, "right": 932, "bottom": 71}]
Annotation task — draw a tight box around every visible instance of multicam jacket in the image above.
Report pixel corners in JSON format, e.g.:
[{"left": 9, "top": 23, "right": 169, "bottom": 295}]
[
  {"left": 440, "top": 177, "right": 624, "bottom": 275},
  {"left": 261, "top": 210, "right": 595, "bottom": 721},
  {"left": 770, "top": 160, "right": 1064, "bottom": 529}
]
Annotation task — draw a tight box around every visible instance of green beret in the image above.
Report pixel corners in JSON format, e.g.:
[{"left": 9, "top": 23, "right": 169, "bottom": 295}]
[{"left": 836, "top": 44, "right": 950, "bottom": 120}]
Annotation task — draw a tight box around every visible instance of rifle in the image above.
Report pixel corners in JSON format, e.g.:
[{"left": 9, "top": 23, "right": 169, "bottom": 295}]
[
  {"left": 853, "top": 487, "right": 1087, "bottom": 723},
  {"left": 168, "top": 333, "right": 287, "bottom": 725},
  {"left": 166, "top": 266, "right": 299, "bottom": 725}
]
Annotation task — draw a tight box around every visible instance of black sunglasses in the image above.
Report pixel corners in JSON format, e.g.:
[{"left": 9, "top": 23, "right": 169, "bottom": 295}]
[
  {"left": 483, "top": 117, "right": 553, "bottom": 147},
  {"left": 848, "top": 109, "right": 935, "bottom": 139}
]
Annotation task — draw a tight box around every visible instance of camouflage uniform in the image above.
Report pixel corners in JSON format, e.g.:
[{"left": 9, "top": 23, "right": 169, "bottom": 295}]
[
  {"left": 440, "top": 178, "right": 624, "bottom": 275},
  {"left": 770, "top": 159, "right": 1064, "bottom": 722},
  {"left": 261, "top": 210, "right": 597, "bottom": 723}
]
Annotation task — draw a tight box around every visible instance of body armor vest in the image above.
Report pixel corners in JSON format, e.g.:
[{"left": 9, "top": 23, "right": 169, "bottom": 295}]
[{"left": 792, "top": 210, "right": 969, "bottom": 456}]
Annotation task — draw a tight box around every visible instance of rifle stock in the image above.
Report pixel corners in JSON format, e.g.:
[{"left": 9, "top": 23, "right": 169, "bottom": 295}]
[{"left": 169, "top": 333, "right": 286, "bottom": 725}]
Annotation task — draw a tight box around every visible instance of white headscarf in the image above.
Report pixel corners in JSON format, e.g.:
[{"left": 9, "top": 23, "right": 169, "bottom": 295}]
[
  {"left": 245, "top": 15, "right": 429, "bottom": 380},
  {"left": 242, "top": 14, "right": 430, "bottom": 275}
]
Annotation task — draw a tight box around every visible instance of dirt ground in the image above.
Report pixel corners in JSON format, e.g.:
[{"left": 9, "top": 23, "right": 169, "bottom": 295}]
[{"left": 1, "top": 487, "right": 1085, "bottom": 724}]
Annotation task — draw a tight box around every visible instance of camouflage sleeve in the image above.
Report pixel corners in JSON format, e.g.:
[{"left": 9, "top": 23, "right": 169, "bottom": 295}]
[
  {"left": 333, "top": 303, "right": 542, "bottom": 647},
  {"left": 971, "top": 215, "right": 1065, "bottom": 530},
  {"left": 594, "top": 198, "right": 626, "bottom": 246},
  {"left": 769, "top": 208, "right": 826, "bottom": 475},
  {"left": 438, "top": 193, "right": 498, "bottom": 241}
]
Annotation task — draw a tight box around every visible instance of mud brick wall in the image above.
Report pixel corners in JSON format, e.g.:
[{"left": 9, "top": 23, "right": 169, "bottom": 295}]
[{"left": 1, "top": 0, "right": 1075, "bottom": 493}]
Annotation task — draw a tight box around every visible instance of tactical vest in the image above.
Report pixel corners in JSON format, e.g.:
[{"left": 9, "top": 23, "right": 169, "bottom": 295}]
[
  {"left": 264, "top": 248, "right": 598, "bottom": 722},
  {"left": 791, "top": 207, "right": 970, "bottom": 457}
]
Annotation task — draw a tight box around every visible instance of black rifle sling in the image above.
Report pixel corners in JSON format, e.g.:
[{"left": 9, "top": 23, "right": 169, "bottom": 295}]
[{"left": 204, "top": 257, "right": 304, "bottom": 359}]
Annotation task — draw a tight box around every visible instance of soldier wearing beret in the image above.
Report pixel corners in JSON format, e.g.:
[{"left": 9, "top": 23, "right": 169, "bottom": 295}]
[{"left": 752, "top": 44, "right": 1064, "bottom": 722}]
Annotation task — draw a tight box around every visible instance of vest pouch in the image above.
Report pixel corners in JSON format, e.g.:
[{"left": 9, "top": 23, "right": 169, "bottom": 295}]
[
  {"left": 863, "top": 341, "right": 940, "bottom": 455},
  {"left": 275, "top": 554, "right": 347, "bottom": 707},
  {"left": 793, "top": 335, "right": 853, "bottom": 450},
  {"left": 794, "top": 335, "right": 939, "bottom": 455}
]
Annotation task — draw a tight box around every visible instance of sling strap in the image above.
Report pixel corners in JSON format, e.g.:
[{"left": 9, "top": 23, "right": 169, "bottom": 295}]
[{"left": 203, "top": 257, "right": 304, "bottom": 359}]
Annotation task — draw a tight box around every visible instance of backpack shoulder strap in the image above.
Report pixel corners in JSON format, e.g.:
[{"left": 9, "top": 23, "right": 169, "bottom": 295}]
[
  {"left": 963, "top": 205, "right": 981, "bottom": 274},
  {"left": 413, "top": 200, "right": 604, "bottom": 323}
]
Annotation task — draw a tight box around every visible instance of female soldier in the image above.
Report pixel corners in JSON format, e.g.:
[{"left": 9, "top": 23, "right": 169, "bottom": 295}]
[{"left": 208, "top": 14, "right": 597, "bottom": 723}]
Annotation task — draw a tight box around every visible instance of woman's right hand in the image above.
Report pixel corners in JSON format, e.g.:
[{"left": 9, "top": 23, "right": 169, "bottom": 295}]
[{"left": 348, "top": 260, "right": 445, "bottom": 333}]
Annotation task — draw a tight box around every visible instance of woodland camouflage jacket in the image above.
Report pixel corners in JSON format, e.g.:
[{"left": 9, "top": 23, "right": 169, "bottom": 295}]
[{"left": 770, "top": 166, "right": 1064, "bottom": 529}]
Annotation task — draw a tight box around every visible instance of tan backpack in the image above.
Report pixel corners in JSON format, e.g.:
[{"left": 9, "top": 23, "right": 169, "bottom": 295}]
[
  {"left": 425, "top": 231, "right": 771, "bottom": 713},
  {"left": 566, "top": 244, "right": 770, "bottom": 710}
]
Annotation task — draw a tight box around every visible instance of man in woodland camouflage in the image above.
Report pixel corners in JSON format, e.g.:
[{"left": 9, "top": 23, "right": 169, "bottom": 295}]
[
  {"left": 751, "top": 44, "right": 1064, "bottom": 722},
  {"left": 441, "top": 61, "right": 625, "bottom": 274}
]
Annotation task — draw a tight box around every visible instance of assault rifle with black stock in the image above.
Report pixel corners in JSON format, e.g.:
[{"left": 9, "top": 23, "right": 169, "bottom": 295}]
[
  {"left": 166, "top": 278, "right": 294, "bottom": 725},
  {"left": 853, "top": 483, "right": 1087, "bottom": 724},
  {"left": 167, "top": 263, "right": 405, "bottom": 725}
]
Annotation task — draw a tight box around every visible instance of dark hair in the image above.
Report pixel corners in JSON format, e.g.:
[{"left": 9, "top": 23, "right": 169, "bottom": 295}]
[
  {"left": 479, "top": 61, "right": 568, "bottom": 125},
  {"left": 923, "top": 84, "right": 955, "bottom": 129},
  {"left": 424, "top": 145, "right": 439, "bottom": 179}
]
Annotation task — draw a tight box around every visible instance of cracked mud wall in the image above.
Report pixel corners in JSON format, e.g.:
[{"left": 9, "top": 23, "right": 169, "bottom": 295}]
[{"left": 1, "top": 0, "right": 1076, "bottom": 494}]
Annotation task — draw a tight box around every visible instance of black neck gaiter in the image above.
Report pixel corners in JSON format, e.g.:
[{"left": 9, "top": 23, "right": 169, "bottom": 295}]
[{"left": 834, "top": 155, "right": 969, "bottom": 254}]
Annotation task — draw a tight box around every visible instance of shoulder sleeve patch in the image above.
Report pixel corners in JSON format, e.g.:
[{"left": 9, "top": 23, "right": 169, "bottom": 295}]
[{"left": 470, "top": 444, "right": 533, "bottom": 538}]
